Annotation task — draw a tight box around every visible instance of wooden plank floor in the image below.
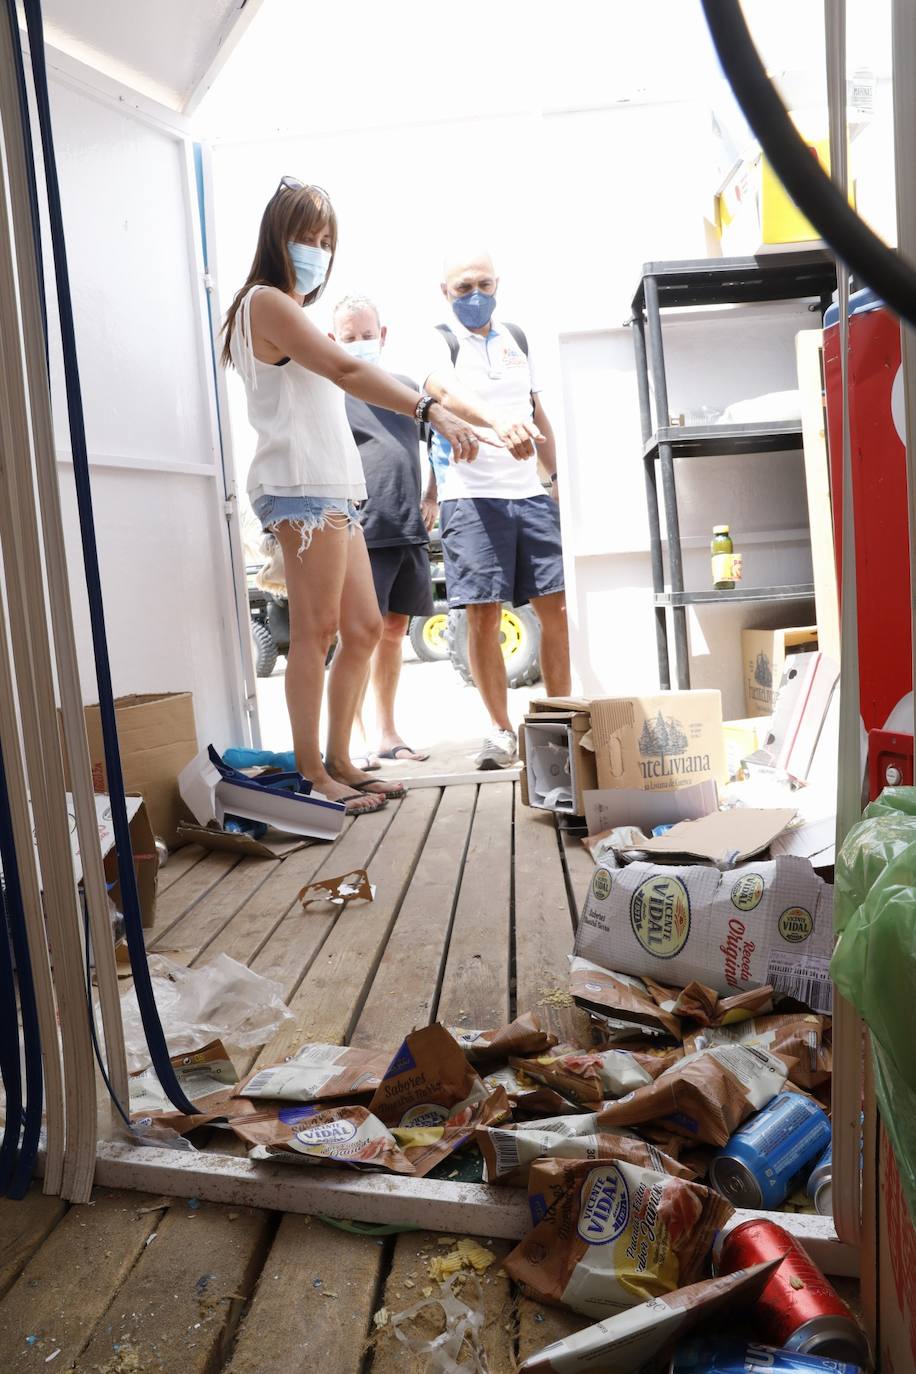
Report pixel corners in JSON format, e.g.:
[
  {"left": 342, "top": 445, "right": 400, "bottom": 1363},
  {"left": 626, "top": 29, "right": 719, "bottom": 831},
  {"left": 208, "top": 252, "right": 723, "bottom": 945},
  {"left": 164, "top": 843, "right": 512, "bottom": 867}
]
[{"left": 0, "top": 782, "right": 594, "bottom": 1373}]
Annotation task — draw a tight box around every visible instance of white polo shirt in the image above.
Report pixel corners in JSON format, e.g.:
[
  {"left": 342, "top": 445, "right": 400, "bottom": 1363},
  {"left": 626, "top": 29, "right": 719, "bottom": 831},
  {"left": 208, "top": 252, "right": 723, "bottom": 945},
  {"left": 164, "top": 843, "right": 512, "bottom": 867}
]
[{"left": 426, "top": 318, "right": 545, "bottom": 502}]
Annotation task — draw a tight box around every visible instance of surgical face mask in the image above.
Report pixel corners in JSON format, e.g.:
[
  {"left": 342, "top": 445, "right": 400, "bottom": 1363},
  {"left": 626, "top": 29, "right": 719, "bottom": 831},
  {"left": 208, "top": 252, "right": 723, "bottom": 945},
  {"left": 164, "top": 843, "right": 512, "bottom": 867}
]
[
  {"left": 340, "top": 337, "right": 382, "bottom": 364},
  {"left": 287, "top": 241, "right": 331, "bottom": 296},
  {"left": 451, "top": 289, "right": 497, "bottom": 330}
]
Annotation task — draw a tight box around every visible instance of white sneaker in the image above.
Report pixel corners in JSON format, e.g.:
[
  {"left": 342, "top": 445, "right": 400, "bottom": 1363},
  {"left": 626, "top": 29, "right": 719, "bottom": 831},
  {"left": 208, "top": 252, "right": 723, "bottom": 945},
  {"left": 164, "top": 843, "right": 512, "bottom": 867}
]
[{"left": 475, "top": 728, "right": 518, "bottom": 771}]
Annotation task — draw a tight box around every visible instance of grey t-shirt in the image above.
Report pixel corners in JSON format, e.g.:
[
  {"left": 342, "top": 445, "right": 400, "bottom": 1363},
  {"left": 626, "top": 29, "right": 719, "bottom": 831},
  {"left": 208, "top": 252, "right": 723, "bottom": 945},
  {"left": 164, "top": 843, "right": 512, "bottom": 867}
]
[{"left": 345, "top": 373, "right": 428, "bottom": 549}]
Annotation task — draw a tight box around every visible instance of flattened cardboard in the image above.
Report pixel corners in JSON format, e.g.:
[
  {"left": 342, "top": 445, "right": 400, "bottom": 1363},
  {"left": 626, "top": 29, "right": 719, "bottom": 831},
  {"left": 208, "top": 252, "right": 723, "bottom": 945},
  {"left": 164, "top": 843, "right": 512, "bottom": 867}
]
[
  {"left": 532, "top": 692, "right": 725, "bottom": 794},
  {"left": 584, "top": 780, "right": 719, "bottom": 837},
  {"left": 176, "top": 821, "right": 309, "bottom": 860},
  {"left": 60, "top": 692, "right": 199, "bottom": 848},
  {"left": 634, "top": 806, "right": 796, "bottom": 864}
]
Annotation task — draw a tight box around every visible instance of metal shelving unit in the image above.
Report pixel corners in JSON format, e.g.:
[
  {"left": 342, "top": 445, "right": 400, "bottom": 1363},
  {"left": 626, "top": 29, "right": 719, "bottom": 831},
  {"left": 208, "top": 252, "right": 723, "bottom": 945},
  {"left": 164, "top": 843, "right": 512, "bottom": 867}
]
[{"left": 631, "top": 251, "right": 837, "bottom": 690}]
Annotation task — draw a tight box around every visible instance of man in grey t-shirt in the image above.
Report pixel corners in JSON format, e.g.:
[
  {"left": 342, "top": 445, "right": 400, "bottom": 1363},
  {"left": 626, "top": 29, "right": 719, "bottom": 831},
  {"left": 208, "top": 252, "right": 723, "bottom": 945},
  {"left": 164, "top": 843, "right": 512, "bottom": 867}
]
[{"left": 332, "top": 295, "right": 434, "bottom": 763}]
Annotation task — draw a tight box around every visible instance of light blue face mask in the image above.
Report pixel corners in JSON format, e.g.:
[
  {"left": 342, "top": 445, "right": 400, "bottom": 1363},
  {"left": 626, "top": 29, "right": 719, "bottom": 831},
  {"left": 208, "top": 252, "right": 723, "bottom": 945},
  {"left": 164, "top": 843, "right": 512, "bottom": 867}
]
[
  {"left": 341, "top": 338, "right": 382, "bottom": 364},
  {"left": 287, "top": 241, "right": 331, "bottom": 296}
]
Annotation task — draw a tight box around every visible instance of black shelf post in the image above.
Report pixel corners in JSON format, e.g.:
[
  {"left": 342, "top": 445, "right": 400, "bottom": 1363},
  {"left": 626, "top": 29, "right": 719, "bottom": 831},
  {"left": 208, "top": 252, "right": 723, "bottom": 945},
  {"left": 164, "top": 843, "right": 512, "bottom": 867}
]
[
  {"left": 630, "top": 251, "right": 837, "bottom": 695},
  {"left": 644, "top": 273, "right": 690, "bottom": 687},
  {"left": 632, "top": 311, "right": 670, "bottom": 689}
]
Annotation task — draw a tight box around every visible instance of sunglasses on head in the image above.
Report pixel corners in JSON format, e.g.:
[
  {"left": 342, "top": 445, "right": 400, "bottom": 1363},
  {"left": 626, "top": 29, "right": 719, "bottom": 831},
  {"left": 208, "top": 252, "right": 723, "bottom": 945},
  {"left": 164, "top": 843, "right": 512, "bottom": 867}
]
[{"left": 276, "top": 176, "right": 330, "bottom": 201}]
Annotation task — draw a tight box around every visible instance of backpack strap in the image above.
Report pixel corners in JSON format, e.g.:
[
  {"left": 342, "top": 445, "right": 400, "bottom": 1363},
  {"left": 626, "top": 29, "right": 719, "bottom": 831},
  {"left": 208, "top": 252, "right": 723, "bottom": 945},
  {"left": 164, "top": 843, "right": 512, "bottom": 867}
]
[
  {"left": 435, "top": 322, "right": 461, "bottom": 366},
  {"left": 502, "top": 321, "right": 529, "bottom": 356}
]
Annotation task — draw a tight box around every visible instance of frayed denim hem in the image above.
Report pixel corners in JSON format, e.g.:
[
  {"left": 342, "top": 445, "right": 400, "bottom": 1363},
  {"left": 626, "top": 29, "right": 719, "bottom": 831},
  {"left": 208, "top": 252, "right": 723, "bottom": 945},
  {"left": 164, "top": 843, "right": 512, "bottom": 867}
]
[{"left": 271, "top": 509, "right": 360, "bottom": 557}]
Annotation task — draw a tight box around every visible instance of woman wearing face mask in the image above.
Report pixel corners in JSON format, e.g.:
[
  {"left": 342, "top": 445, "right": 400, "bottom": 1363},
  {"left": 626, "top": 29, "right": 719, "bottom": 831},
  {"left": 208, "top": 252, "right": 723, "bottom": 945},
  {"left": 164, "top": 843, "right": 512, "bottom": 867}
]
[{"left": 222, "top": 179, "right": 482, "bottom": 813}]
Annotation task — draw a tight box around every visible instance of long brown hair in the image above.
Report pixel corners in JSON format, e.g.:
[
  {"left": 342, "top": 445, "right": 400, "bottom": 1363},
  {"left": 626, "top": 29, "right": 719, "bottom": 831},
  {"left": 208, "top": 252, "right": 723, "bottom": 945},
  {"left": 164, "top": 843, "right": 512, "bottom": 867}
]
[{"left": 221, "top": 182, "right": 338, "bottom": 369}]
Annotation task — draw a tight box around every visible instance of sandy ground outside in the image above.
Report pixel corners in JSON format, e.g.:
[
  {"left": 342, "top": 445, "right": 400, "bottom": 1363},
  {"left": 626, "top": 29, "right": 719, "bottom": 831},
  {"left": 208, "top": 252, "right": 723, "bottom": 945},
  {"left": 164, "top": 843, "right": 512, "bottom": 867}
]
[{"left": 255, "top": 638, "right": 542, "bottom": 780}]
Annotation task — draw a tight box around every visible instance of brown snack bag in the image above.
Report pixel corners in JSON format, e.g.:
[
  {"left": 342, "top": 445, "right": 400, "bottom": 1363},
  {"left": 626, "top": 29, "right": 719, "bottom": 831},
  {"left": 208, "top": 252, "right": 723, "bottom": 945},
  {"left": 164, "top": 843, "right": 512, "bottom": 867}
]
[
  {"left": 231, "top": 1102, "right": 415, "bottom": 1172},
  {"left": 505, "top": 1156, "right": 733, "bottom": 1318},
  {"left": 510, "top": 1046, "right": 655, "bottom": 1110},
  {"left": 236, "top": 1042, "right": 390, "bottom": 1102},
  {"left": 447, "top": 1013, "right": 558, "bottom": 1061},
  {"left": 586, "top": 1036, "right": 685, "bottom": 1079},
  {"left": 477, "top": 1121, "right": 695, "bottom": 1186},
  {"left": 596, "top": 1044, "right": 788, "bottom": 1146},
  {"left": 368, "top": 1023, "right": 512, "bottom": 1176},
  {"left": 394, "top": 1085, "right": 511, "bottom": 1178},
  {"left": 483, "top": 1064, "right": 582, "bottom": 1116},
  {"left": 683, "top": 1013, "right": 832, "bottom": 1089},
  {"left": 569, "top": 958, "right": 682, "bottom": 1038},
  {"left": 643, "top": 977, "right": 775, "bottom": 1028}
]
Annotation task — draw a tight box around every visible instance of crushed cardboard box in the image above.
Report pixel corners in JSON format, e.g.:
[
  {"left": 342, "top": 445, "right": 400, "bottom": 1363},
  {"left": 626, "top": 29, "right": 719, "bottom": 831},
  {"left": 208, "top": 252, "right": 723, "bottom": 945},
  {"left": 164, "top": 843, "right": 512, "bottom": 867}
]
[
  {"left": 631, "top": 807, "right": 796, "bottom": 866},
  {"left": 59, "top": 692, "right": 199, "bottom": 849}
]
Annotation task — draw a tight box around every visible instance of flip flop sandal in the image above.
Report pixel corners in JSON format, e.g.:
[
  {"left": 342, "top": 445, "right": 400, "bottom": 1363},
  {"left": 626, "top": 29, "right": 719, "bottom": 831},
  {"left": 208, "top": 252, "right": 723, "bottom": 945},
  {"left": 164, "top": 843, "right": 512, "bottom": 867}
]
[
  {"left": 351, "top": 754, "right": 381, "bottom": 771},
  {"left": 377, "top": 744, "right": 430, "bottom": 762},
  {"left": 354, "top": 779, "right": 407, "bottom": 800},
  {"left": 342, "top": 790, "right": 388, "bottom": 816}
]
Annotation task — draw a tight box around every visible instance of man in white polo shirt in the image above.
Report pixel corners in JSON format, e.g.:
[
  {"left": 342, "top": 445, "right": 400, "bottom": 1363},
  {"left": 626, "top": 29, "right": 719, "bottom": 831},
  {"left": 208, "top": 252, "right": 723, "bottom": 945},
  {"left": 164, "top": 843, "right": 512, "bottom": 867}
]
[{"left": 422, "top": 248, "right": 570, "bottom": 769}]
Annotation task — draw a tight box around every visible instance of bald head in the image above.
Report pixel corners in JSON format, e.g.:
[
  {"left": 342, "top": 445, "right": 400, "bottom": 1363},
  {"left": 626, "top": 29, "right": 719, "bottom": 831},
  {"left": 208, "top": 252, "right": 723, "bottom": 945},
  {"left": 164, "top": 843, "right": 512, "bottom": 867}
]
[{"left": 441, "top": 248, "right": 496, "bottom": 287}]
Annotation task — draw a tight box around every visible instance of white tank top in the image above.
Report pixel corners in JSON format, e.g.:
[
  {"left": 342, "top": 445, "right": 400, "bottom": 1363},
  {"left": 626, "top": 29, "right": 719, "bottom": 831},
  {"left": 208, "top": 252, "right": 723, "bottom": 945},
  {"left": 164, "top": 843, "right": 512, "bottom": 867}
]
[{"left": 231, "top": 285, "right": 367, "bottom": 503}]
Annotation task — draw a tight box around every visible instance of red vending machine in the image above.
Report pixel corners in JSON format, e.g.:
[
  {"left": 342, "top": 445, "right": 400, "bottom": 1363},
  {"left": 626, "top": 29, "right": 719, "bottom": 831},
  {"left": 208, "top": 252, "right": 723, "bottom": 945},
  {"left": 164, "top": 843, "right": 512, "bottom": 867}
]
[{"left": 824, "top": 290, "right": 916, "bottom": 1372}]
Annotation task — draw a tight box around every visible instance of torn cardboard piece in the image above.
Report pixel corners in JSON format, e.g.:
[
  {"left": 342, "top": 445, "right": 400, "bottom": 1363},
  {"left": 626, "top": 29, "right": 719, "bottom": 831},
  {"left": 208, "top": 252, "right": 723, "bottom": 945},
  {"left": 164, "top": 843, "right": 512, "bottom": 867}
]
[
  {"left": 584, "top": 780, "right": 718, "bottom": 838},
  {"left": 298, "top": 868, "right": 374, "bottom": 908},
  {"left": 176, "top": 821, "right": 309, "bottom": 860},
  {"left": 632, "top": 807, "right": 796, "bottom": 865}
]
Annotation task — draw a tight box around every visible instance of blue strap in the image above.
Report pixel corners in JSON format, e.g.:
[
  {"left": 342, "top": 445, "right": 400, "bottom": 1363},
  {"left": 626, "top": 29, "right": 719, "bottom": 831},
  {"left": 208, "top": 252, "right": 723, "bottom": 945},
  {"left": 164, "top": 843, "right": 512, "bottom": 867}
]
[{"left": 19, "top": 0, "right": 198, "bottom": 1116}]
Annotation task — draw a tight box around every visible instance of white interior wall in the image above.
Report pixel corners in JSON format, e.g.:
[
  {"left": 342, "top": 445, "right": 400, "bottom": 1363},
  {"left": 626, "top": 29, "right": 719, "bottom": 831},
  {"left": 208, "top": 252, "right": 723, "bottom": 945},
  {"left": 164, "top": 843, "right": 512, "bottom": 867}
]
[{"left": 40, "top": 57, "right": 244, "bottom": 751}]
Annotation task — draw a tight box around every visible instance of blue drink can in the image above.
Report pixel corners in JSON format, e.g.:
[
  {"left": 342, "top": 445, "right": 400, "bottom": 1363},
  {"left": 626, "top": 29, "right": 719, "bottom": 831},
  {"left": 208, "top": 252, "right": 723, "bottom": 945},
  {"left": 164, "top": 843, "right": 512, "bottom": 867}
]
[
  {"left": 807, "top": 1143, "right": 833, "bottom": 1215},
  {"left": 670, "top": 1336, "right": 863, "bottom": 1372},
  {"left": 709, "top": 1092, "right": 832, "bottom": 1209}
]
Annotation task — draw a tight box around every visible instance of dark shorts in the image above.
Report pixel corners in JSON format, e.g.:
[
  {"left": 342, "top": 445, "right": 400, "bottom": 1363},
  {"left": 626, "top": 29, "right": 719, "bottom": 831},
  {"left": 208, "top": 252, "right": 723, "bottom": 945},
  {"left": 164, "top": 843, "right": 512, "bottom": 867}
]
[
  {"left": 439, "top": 495, "right": 564, "bottom": 608},
  {"left": 368, "top": 543, "right": 434, "bottom": 618}
]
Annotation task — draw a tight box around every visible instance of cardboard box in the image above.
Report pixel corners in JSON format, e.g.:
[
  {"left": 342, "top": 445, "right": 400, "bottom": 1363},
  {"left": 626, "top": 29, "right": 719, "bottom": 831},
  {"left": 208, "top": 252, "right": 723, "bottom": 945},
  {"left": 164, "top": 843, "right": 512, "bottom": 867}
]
[
  {"left": 60, "top": 693, "right": 199, "bottom": 849},
  {"left": 67, "top": 794, "right": 157, "bottom": 929},
  {"left": 519, "top": 708, "right": 597, "bottom": 815},
  {"left": 742, "top": 627, "right": 818, "bottom": 717},
  {"left": 525, "top": 692, "right": 726, "bottom": 797}
]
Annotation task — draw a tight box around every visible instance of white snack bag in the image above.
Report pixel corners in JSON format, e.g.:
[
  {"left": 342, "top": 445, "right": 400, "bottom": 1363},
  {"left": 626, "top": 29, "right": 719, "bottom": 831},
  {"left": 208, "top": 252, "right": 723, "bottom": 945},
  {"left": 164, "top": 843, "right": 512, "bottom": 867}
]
[{"left": 575, "top": 855, "right": 834, "bottom": 1012}]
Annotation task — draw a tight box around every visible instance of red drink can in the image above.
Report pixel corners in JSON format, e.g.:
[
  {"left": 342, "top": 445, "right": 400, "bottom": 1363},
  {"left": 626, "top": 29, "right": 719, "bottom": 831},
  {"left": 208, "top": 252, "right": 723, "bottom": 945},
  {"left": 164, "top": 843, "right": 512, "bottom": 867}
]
[{"left": 715, "top": 1221, "right": 869, "bottom": 1367}]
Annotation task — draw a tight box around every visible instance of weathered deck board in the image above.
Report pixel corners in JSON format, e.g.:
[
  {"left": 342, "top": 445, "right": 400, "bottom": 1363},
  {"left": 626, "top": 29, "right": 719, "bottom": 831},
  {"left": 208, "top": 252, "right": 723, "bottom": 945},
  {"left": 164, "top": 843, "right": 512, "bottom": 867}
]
[
  {"left": 147, "top": 851, "right": 241, "bottom": 945},
  {"left": 0, "top": 1187, "right": 67, "bottom": 1299}
]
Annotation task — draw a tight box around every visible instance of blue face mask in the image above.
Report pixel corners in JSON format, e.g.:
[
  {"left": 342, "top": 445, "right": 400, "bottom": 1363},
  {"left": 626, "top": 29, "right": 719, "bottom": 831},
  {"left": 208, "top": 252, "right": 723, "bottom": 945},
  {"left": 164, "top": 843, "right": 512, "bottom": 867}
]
[
  {"left": 341, "top": 338, "right": 382, "bottom": 364},
  {"left": 451, "top": 289, "right": 497, "bottom": 330},
  {"left": 287, "top": 241, "right": 331, "bottom": 296}
]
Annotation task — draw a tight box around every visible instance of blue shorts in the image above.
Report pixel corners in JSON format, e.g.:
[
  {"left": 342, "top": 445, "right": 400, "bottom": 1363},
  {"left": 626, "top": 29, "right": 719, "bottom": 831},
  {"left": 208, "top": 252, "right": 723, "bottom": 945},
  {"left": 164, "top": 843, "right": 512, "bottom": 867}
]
[
  {"left": 439, "top": 495, "right": 564, "bottom": 608},
  {"left": 252, "top": 495, "right": 361, "bottom": 553}
]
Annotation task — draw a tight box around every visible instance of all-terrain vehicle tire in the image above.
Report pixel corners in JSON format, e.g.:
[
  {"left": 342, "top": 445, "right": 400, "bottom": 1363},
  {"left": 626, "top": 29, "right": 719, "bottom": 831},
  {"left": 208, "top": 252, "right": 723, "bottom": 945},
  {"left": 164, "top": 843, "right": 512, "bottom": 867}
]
[
  {"left": 446, "top": 604, "right": 542, "bottom": 689},
  {"left": 409, "top": 600, "right": 450, "bottom": 663},
  {"left": 251, "top": 619, "right": 278, "bottom": 678}
]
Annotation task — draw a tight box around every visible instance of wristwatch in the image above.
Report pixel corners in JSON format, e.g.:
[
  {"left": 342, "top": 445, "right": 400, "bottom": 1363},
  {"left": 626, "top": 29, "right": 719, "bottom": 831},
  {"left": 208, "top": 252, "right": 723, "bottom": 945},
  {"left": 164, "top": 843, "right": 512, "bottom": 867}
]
[{"left": 414, "top": 393, "right": 435, "bottom": 424}]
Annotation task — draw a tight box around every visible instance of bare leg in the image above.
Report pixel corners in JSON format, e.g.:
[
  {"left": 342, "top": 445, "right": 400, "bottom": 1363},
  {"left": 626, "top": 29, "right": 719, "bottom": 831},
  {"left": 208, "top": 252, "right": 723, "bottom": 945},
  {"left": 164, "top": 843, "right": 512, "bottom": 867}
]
[
  {"left": 274, "top": 520, "right": 379, "bottom": 810},
  {"left": 466, "top": 602, "right": 512, "bottom": 732},
  {"left": 371, "top": 612, "right": 410, "bottom": 751},
  {"left": 530, "top": 590, "right": 571, "bottom": 696},
  {"left": 324, "top": 530, "right": 385, "bottom": 784}
]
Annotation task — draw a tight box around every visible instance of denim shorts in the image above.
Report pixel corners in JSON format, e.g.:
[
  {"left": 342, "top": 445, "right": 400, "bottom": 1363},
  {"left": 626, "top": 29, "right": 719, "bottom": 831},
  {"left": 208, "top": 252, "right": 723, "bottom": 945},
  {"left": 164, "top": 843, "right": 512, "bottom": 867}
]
[{"left": 252, "top": 494, "right": 361, "bottom": 553}]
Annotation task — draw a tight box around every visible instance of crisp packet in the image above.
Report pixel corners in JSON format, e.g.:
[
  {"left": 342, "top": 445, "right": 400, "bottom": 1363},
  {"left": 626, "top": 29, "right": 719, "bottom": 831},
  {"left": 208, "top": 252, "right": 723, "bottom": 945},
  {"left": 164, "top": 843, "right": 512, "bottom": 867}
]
[
  {"left": 596, "top": 1044, "right": 788, "bottom": 1147},
  {"left": 477, "top": 1122, "right": 694, "bottom": 1186},
  {"left": 569, "top": 958, "right": 682, "bottom": 1038},
  {"left": 683, "top": 1013, "right": 832, "bottom": 1090},
  {"left": 231, "top": 1102, "right": 415, "bottom": 1172},
  {"left": 236, "top": 1042, "right": 390, "bottom": 1102},
  {"left": 510, "top": 1046, "right": 654, "bottom": 1109},
  {"left": 643, "top": 978, "right": 775, "bottom": 1028},
  {"left": 505, "top": 1156, "right": 734, "bottom": 1319},
  {"left": 129, "top": 1039, "right": 237, "bottom": 1118},
  {"left": 517, "top": 1261, "right": 781, "bottom": 1372},
  {"left": 369, "top": 1023, "right": 510, "bottom": 1177},
  {"left": 447, "top": 1013, "right": 558, "bottom": 1061},
  {"left": 482, "top": 1065, "right": 582, "bottom": 1116}
]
